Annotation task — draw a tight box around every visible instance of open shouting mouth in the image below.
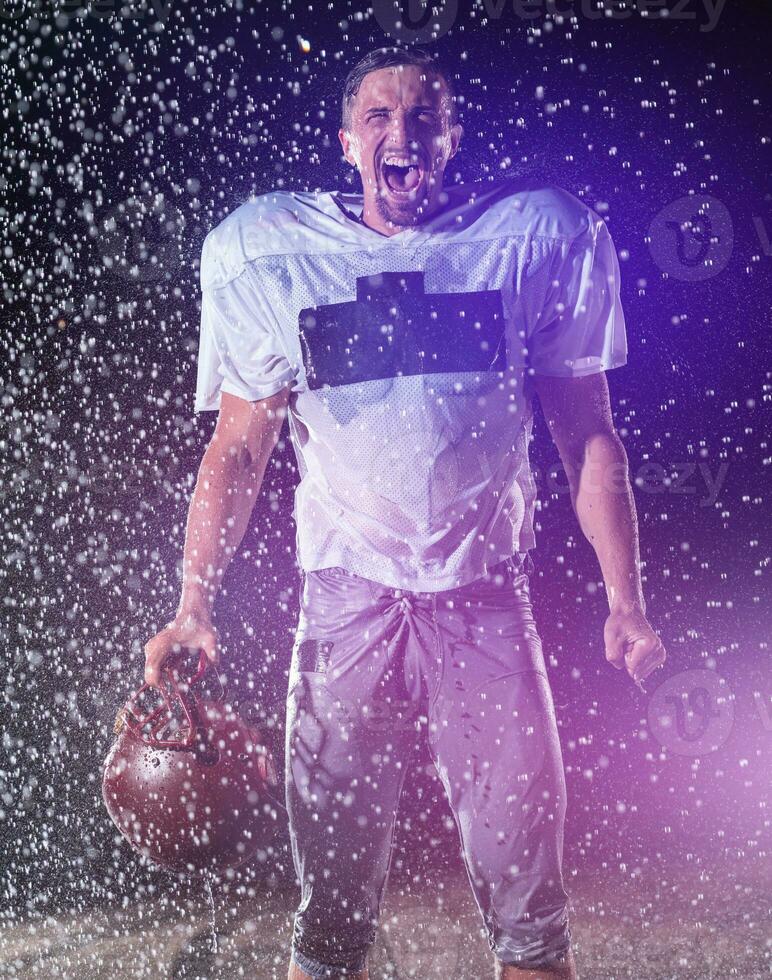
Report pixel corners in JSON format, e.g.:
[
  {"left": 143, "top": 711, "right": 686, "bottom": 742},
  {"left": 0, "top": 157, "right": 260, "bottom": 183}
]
[{"left": 380, "top": 154, "right": 426, "bottom": 196}]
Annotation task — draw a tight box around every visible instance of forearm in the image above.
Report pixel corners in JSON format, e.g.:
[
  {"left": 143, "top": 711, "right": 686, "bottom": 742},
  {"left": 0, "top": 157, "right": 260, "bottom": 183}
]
[
  {"left": 567, "top": 432, "right": 646, "bottom": 613},
  {"left": 177, "top": 442, "right": 266, "bottom": 617}
]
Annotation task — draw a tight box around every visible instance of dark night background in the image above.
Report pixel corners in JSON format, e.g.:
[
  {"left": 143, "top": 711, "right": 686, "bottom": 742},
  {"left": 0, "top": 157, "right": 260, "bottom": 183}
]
[{"left": 0, "top": 0, "right": 769, "bottom": 974}]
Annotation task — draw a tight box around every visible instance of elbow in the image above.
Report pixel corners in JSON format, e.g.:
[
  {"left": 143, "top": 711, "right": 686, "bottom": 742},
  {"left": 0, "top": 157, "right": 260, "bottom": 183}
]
[
  {"left": 199, "top": 436, "right": 251, "bottom": 486},
  {"left": 586, "top": 430, "right": 632, "bottom": 503},
  {"left": 564, "top": 429, "right": 630, "bottom": 499},
  {"left": 590, "top": 428, "right": 628, "bottom": 463},
  {"left": 584, "top": 429, "right": 630, "bottom": 483}
]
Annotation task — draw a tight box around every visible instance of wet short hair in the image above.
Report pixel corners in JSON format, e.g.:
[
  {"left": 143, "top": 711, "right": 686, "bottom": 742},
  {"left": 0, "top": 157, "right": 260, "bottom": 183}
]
[{"left": 341, "top": 46, "right": 459, "bottom": 131}]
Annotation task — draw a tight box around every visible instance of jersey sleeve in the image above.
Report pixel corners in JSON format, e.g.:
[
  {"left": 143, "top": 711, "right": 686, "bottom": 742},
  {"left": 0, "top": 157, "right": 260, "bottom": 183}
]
[
  {"left": 526, "top": 213, "right": 627, "bottom": 378},
  {"left": 194, "top": 234, "right": 296, "bottom": 413}
]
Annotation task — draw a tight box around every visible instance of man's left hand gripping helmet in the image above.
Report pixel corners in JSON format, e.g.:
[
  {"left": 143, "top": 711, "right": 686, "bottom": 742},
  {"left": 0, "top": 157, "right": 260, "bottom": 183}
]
[{"left": 102, "top": 651, "right": 280, "bottom": 875}]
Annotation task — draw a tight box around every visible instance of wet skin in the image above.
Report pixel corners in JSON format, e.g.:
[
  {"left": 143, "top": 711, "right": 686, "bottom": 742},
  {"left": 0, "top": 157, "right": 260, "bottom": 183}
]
[{"left": 338, "top": 64, "right": 463, "bottom": 237}]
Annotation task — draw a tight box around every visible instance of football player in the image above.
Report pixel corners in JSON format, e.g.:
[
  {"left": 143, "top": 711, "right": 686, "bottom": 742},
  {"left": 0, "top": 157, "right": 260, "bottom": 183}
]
[{"left": 145, "top": 46, "right": 666, "bottom": 980}]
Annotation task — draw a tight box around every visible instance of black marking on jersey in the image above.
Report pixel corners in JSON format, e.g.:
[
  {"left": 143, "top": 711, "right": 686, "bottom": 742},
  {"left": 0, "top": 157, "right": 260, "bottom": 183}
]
[
  {"left": 296, "top": 638, "right": 334, "bottom": 674},
  {"left": 298, "top": 271, "right": 506, "bottom": 390}
]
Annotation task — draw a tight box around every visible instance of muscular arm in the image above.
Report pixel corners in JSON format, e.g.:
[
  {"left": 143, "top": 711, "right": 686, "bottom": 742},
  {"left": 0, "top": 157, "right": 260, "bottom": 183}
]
[
  {"left": 533, "top": 372, "right": 644, "bottom": 610},
  {"left": 532, "top": 372, "right": 665, "bottom": 685},
  {"left": 178, "top": 386, "right": 292, "bottom": 617},
  {"left": 145, "top": 385, "right": 291, "bottom": 687}
]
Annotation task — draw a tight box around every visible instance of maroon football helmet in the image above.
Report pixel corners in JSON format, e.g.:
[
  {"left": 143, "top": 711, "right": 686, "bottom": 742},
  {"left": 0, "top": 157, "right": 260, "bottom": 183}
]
[{"left": 102, "top": 650, "right": 280, "bottom": 874}]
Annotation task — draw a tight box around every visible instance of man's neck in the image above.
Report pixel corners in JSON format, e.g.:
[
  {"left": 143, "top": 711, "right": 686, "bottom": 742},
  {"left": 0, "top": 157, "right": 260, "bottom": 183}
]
[{"left": 359, "top": 197, "right": 442, "bottom": 238}]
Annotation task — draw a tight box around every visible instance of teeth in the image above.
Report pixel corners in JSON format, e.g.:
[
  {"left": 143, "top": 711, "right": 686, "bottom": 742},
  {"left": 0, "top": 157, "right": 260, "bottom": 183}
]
[{"left": 383, "top": 156, "right": 420, "bottom": 168}]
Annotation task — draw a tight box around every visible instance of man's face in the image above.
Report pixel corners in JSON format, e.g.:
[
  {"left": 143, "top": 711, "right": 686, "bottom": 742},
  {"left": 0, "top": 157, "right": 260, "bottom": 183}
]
[{"left": 338, "top": 65, "right": 463, "bottom": 235}]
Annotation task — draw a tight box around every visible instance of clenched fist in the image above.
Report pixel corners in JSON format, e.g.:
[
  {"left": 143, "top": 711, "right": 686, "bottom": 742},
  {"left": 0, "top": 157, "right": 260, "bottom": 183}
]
[{"left": 604, "top": 599, "right": 666, "bottom": 689}]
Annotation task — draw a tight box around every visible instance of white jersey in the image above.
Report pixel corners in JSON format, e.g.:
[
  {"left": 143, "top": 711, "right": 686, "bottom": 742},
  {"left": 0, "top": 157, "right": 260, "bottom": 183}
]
[{"left": 194, "top": 176, "right": 627, "bottom": 592}]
